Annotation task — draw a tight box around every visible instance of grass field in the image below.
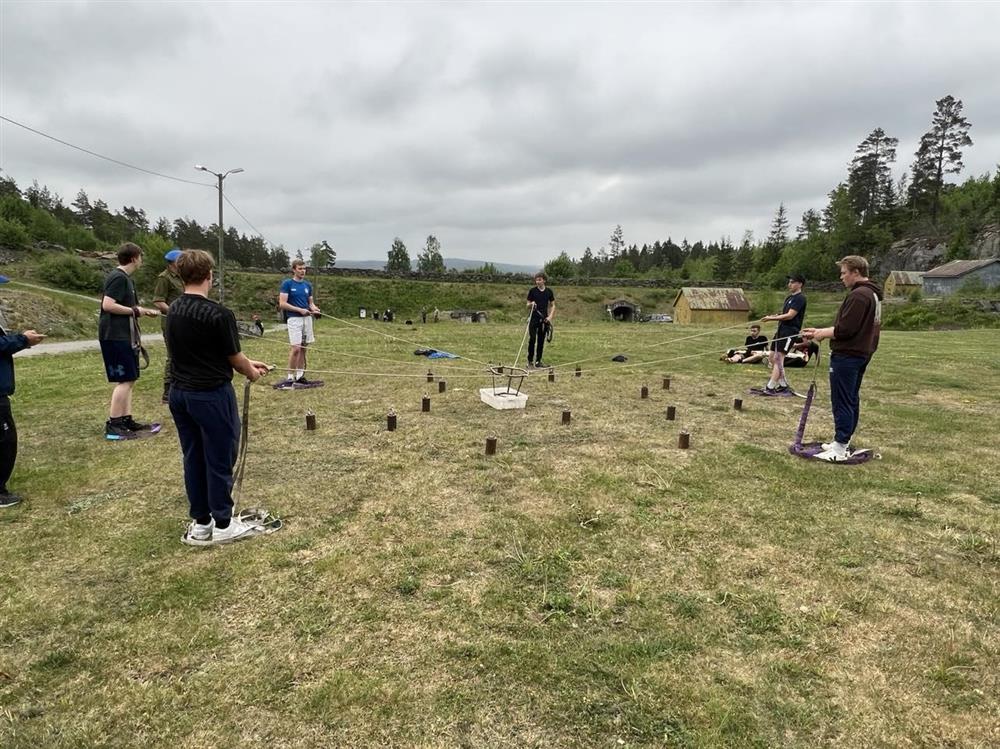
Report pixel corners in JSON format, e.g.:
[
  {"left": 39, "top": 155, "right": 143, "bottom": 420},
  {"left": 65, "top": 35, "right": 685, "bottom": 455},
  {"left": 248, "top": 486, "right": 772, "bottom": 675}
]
[{"left": 1, "top": 318, "right": 998, "bottom": 748}]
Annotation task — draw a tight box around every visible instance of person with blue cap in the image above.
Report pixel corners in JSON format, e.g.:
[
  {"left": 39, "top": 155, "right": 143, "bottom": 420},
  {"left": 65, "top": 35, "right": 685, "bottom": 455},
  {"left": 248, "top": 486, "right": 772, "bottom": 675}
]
[
  {"left": 0, "top": 276, "right": 46, "bottom": 508},
  {"left": 153, "top": 248, "right": 185, "bottom": 403}
]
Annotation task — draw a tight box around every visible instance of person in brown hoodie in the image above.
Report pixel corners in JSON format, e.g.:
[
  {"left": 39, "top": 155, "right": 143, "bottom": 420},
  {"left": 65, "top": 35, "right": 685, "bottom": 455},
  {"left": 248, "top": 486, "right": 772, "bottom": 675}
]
[{"left": 802, "top": 255, "right": 883, "bottom": 462}]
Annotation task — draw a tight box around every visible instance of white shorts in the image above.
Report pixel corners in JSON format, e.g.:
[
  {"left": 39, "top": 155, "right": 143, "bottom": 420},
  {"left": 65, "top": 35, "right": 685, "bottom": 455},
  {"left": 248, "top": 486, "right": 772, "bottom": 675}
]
[{"left": 286, "top": 315, "right": 315, "bottom": 345}]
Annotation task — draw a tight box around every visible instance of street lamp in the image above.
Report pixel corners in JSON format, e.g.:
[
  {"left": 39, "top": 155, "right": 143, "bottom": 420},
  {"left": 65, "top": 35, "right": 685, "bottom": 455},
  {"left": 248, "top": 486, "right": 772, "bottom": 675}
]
[{"left": 194, "top": 164, "right": 244, "bottom": 305}]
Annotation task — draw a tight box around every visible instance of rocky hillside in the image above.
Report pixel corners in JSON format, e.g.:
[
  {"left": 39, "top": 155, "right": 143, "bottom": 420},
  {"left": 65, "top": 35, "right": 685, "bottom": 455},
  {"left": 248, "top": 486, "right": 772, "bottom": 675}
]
[{"left": 880, "top": 223, "right": 999, "bottom": 272}]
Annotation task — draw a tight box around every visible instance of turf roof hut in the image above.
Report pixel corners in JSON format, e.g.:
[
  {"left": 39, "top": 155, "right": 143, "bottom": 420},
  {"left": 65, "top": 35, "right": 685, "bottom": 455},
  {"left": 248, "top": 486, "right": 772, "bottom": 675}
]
[
  {"left": 671, "top": 287, "right": 751, "bottom": 325},
  {"left": 606, "top": 298, "right": 639, "bottom": 322},
  {"left": 883, "top": 270, "right": 925, "bottom": 297},
  {"left": 922, "top": 258, "right": 1000, "bottom": 296}
]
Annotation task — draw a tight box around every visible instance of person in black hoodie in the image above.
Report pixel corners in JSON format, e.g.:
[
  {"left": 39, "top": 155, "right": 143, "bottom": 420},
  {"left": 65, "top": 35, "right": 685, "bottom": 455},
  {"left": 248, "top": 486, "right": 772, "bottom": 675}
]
[
  {"left": 803, "top": 255, "right": 883, "bottom": 462},
  {"left": 0, "top": 277, "right": 46, "bottom": 507}
]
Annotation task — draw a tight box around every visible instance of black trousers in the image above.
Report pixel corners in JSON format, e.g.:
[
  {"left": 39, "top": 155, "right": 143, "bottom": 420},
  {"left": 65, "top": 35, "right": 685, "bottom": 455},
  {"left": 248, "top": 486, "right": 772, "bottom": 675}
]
[
  {"left": 527, "top": 319, "right": 547, "bottom": 363},
  {"left": 0, "top": 396, "right": 17, "bottom": 494}
]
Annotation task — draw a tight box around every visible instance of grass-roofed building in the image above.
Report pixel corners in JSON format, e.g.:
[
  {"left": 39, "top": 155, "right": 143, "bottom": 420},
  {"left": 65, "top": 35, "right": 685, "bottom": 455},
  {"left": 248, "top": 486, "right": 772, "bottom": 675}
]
[{"left": 671, "top": 287, "right": 750, "bottom": 325}]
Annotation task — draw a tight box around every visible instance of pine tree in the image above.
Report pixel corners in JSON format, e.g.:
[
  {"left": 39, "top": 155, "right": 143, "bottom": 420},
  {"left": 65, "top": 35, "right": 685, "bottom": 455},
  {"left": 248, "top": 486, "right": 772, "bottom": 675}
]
[
  {"left": 714, "top": 238, "right": 735, "bottom": 280},
  {"left": 385, "top": 237, "right": 411, "bottom": 272},
  {"left": 796, "top": 209, "right": 822, "bottom": 240},
  {"left": 609, "top": 225, "right": 625, "bottom": 257},
  {"left": 756, "top": 204, "right": 788, "bottom": 273},
  {"left": 909, "top": 95, "right": 973, "bottom": 224},
  {"left": 848, "top": 128, "right": 898, "bottom": 222}
]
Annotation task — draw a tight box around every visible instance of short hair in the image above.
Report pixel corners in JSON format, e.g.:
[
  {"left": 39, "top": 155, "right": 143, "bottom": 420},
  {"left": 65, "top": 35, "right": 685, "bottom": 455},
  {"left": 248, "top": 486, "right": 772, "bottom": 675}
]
[
  {"left": 176, "top": 249, "right": 215, "bottom": 285},
  {"left": 534, "top": 272, "right": 547, "bottom": 281},
  {"left": 291, "top": 259, "right": 306, "bottom": 270},
  {"left": 116, "top": 242, "right": 143, "bottom": 265},
  {"left": 750, "top": 324, "right": 760, "bottom": 331},
  {"left": 839, "top": 255, "right": 869, "bottom": 276}
]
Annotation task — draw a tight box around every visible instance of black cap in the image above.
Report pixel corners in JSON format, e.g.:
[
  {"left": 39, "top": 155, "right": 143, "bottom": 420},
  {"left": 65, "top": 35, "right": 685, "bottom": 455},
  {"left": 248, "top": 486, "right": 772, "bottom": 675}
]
[{"left": 787, "top": 273, "right": 806, "bottom": 283}]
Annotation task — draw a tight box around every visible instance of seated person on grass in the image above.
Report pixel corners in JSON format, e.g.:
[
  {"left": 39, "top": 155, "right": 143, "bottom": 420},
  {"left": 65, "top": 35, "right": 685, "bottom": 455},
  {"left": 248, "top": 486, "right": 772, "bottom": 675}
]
[
  {"left": 783, "top": 340, "right": 820, "bottom": 368},
  {"left": 723, "top": 324, "right": 769, "bottom": 363}
]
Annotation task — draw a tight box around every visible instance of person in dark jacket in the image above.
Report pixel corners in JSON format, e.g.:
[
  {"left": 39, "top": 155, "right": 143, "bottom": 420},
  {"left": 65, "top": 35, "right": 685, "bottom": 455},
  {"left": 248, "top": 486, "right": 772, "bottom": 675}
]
[
  {"left": 803, "top": 255, "right": 883, "bottom": 462},
  {"left": 0, "top": 277, "right": 46, "bottom": 507}
]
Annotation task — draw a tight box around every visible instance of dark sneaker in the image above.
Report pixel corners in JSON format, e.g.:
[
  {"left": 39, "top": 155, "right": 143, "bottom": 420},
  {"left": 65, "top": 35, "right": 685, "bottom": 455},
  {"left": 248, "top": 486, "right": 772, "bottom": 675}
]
[
  {"left": 0, "top": 492, "right": 23, "bottom": 508},
  {"left": 535, "top": 361, "right": 548, "bottom": 368},
  {"left": 274, "top": 379, "right": 296, "bottom": 390},
  {"left": 294, "top": 376, "right": 311, "bottom": 385},
  {"left": 123, "top": 417, "right": 152, "bottom": 431},
  {"left": 773, "top": 385, "right": 788, "bottom": 393},
  {"left": 105, "top": 421, "right": 138, "bottom": 441}
]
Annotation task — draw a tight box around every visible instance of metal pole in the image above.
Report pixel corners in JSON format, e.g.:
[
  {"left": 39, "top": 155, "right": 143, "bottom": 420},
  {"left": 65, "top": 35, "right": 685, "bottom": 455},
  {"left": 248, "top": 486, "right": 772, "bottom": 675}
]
[{"left": 217, "top": 173, "right": 225, "bottom": 305}]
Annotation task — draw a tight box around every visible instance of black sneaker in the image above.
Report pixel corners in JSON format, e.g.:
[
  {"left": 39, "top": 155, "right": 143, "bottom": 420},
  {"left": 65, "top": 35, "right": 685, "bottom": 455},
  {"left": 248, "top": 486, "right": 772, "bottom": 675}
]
[
  {"left": 0, "top": 492, "right": 23, "bottom": 508},
  {"left": 123, "top": 417, "right": 152, "bottom": 431},
  {"left": 774, "top": 385, "right": 789, "bottom": 393},
  {"left": 105, "top": 421, "right": 138, "bottom": 441},
  {"left": 294, "top": 376, "right": 311, "bottom": 385},
  {"left": 535, "top": 361, "right": 547, "bottom": 368}
]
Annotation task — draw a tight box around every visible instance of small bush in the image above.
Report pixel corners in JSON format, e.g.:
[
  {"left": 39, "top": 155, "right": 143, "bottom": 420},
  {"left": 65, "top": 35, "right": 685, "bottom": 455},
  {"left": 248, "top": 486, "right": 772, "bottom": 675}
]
[
  {"left": 36, "top": 254, "right": 104, "bottom": 293},
  {"left": 0, "top": 217, "right": 30, "bottom": 249}
]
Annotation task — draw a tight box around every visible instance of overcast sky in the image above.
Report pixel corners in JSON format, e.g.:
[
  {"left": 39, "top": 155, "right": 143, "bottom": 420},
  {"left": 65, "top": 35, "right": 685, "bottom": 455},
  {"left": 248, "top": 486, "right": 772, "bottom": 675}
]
[{"left": 2, "top": 1, "right": 998, "bottom": 265}]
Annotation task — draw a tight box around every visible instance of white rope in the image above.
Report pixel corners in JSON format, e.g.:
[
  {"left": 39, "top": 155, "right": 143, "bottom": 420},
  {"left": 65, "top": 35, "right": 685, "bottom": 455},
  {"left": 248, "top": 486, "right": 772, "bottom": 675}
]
[{"left": 512, "top": 309, "right": 535, "bottom": 369}]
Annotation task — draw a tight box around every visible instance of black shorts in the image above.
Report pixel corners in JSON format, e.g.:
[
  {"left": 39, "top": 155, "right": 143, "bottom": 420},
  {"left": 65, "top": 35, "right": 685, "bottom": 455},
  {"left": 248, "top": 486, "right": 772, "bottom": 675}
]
[
  {"left": 100, "top": 340, "right": 140, "bottom": 382},
  {"left": 770, "top": 335, "right": 800, "bottom": 354}
]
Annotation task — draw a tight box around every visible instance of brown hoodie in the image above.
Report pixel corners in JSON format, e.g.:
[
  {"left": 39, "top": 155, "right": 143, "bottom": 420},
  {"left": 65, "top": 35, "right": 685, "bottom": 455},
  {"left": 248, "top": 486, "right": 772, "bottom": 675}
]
[{"left": 830, "top": 279, "right": 883, "bottom": 357}]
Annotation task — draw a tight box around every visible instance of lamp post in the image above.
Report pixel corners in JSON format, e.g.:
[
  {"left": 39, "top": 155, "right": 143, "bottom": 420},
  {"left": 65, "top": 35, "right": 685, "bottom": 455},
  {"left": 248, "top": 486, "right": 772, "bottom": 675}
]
[{"left": 194, "top": 164, "right": 244, "bottom": 305}]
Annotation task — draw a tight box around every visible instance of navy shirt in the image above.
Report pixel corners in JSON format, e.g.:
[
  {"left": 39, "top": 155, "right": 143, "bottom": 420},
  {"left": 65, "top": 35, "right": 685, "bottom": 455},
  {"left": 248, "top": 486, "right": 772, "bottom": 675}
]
[
  {"left": 527, "top": 286, "right": 555, "bottom": 319},
  {"left": 776, "top": 292, "right": 806, "bottom": 338}
]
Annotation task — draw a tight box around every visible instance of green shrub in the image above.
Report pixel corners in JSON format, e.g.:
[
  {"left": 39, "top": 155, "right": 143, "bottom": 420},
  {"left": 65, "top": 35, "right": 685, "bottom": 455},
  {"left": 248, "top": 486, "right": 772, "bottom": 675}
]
[
  {"left": 36, "top": 254, "right": 104, "bottom": 293},
  {"left": 0, "top": 217, "right": 30, "bottom": 249}
]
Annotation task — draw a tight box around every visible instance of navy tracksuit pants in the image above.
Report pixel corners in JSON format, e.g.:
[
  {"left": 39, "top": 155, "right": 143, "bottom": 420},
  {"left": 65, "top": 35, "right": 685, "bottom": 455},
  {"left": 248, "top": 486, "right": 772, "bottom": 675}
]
[
  {"left": 169, "top": 384, "right": 240, "bottom": 523},
  {"left": 829, "top": 353, "right": 870, "bottom": 445}
]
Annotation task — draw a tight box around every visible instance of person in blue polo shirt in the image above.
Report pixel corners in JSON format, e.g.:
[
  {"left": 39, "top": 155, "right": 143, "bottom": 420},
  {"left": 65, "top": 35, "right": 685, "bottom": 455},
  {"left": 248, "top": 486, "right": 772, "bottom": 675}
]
[
  {"left": 277, "top": 259, "right": 321, "bottom": 388},
  {"left": 0, "top": 275, "right": 46, "bottom": 508}
]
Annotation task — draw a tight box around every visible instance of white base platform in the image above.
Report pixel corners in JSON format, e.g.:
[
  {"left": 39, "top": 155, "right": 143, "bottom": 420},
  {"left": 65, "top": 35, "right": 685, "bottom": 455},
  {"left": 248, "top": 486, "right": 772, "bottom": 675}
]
[{"left": 479, "top": 387, "right": 528, "bottom": 410}]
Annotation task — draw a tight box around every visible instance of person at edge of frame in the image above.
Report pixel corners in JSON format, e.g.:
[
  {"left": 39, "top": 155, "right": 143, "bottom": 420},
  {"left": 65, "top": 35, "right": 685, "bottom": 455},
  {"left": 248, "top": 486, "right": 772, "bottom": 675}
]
[{"left": 153, "top": 247, "right": 185, "bottom": 404}]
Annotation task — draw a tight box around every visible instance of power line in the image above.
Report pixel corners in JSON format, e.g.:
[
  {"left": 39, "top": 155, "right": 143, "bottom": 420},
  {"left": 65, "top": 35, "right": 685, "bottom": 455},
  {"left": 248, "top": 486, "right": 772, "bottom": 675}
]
[
  {"left": 2, "top": 112, "right": 281, "bottom": 253},
  {"left": 0, "top": 114, "right": 215, "bottom": 188},
  {"left": 224, "top": 193, "right": 268, "bottom": 241}
]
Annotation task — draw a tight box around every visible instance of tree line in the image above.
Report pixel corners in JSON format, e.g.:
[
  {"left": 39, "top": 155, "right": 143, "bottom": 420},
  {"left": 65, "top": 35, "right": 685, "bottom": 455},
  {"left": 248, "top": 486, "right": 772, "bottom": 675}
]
[{"left": 2, "top": 95, "right": 997, "bottom": 287}]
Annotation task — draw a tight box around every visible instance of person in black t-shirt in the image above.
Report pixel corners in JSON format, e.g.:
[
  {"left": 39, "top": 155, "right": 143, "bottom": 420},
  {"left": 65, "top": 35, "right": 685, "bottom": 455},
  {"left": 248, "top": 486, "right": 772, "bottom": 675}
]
[
  {"left": 166, "top": 250, "right": 271, "bottom": 546},
  {"left": 724, "top": 324, "right": 769, "bottom": 363},
  {"left": 99, "top": 243, "right": 160, "bottom": 440},
  {"left": 761, "top": 274, "right": 807, "bottom": 392},
  {"left": 526, "top": 272, "right": 555, "bottom": 368}
]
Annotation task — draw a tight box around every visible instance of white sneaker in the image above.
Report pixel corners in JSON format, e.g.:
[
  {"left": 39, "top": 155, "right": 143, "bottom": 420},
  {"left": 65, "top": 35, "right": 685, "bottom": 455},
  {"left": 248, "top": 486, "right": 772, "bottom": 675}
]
[
  {"left": 188, "top": 519, "right": 214, "bottom": 541},
  {"left": 211, "top": 517, "right": 259, "bottom": 544},
  {"left": 816, "top": 442, "right": 851, "bottom": 462},
  {"left": 821, "top": 440, "right": 851, "bottom": 452}
]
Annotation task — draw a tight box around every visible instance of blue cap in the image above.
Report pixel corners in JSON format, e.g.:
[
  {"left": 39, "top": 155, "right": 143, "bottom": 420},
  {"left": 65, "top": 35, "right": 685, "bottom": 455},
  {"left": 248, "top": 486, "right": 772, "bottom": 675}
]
[
  {"left": 0, "top": 275, "right": 9, "bottom": 284},
  {"left": 165, "top": 248, "right": 182, "bottom": 262}
]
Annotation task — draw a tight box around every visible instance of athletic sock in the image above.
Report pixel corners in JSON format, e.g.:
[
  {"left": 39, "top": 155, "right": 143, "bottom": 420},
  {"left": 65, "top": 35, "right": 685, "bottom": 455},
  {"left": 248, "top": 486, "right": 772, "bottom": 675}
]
[
  {"left": 286, "top": 374, "right": 295, "bottom": 381},
  {"left": 295, "top": 369, "right": 304, "bottom": 380},
  {"left": 766, "top": 380, "right": 777, "bottom": 389}
]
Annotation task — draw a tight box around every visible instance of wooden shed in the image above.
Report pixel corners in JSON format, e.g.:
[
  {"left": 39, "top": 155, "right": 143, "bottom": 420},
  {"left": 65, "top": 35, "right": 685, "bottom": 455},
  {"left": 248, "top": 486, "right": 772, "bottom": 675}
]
[
  {"left": 884, "top": 270, "right": 924, "bottom": 297},
  {"left": 671, "top": 287, "right": 750, "bottom": 325}
]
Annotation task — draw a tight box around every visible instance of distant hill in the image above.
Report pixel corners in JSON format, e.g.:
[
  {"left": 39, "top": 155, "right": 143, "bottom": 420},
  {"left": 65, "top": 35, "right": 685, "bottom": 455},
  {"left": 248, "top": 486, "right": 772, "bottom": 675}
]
[{"left": 336, "top": 257, "right": 538, "bottom": 274}]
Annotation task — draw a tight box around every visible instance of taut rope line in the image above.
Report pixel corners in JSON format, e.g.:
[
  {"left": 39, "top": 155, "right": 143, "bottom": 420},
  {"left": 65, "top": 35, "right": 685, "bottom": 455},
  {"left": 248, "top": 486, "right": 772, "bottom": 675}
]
[{"left": 550, "top": 318, "right": 762, "bottom": 372}]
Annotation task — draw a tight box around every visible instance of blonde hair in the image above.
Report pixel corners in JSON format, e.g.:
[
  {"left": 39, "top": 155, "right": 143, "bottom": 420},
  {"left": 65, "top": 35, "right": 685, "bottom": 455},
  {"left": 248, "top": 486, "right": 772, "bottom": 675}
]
[{"left": 839, "top": 255, "right": 869, "bottom": 276}]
